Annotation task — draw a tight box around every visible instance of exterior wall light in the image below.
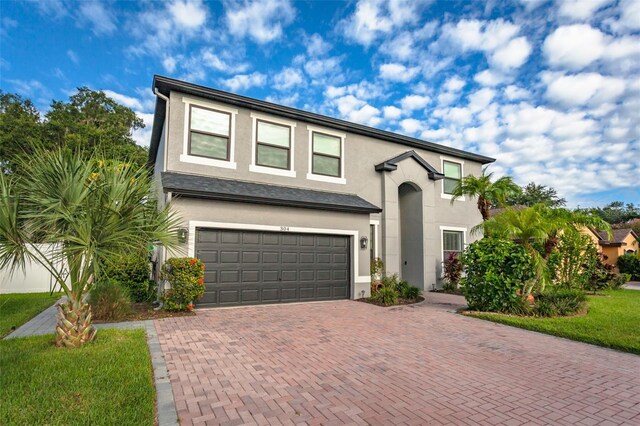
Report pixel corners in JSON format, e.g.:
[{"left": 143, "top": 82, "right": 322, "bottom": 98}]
[
  {"left": 177, "top": 228, "right": 188, "bottom": 244},
  {"left": 360, "top": 236, "right": 368, "bottom": 249}
]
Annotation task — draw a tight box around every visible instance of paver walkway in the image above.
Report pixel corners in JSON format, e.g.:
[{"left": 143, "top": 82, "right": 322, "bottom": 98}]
[{"left": 156, "top": 294, "right": 640, "bottom": 425}]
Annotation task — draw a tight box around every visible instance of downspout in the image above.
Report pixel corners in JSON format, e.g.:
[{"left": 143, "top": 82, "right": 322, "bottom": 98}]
[{"left": 154, "top": 88, "right": 171, "bottom": 310}]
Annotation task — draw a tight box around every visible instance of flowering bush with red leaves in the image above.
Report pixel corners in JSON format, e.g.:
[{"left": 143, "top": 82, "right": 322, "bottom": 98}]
[{"left": 160, "top": 257, "right": 205, "bottom": 311}]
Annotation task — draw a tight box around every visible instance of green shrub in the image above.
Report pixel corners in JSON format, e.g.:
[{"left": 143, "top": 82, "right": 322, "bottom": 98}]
[
  {"left": 88, "top": 280, "right": 132, "bottom": 321},
  {"left": 371, "top": 286, "right": 398, "bottom": 306},
  {"left": 618, "top": 253, "right": 640, "bottom": 280},
  {"left": 102, "top": 252, "right": 153, "bottom": 302},
  {"left": 610, "top": 273, "right": 631, "bottom": 289},
  {"left": 160, "top": 257, "right": 205, "bottom": 311},
  {"left": 402, "top": 286, "right": 420, "bottom": 300},
  {"left": 585, "top": 253, "right": 617, "bottom": 293},
  {"left": 461, "top": 238, "right": 536, "bottom": 313},
  {"left": 533, "top": 288, "right": 587, "bottom": 317},
  {"left": 547, "top": 231, "right": 598, "bottom": 289},
  {"left": 120, "top": 280, "right": 157, "bottom": 303},
  {"left": 395, "top": 279, "right": 410, "bottom": 294}
]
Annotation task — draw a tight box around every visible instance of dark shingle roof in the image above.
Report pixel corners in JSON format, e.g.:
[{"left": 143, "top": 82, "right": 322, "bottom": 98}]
[
  {"left": 149, "top": 75, "right": 496, "bottom": 167},
  {"left": 162, "top": 172, "right": 382, "bottom": 214},
  {"left": 597, "top": 228, "right": 638, "bottom": 245}
]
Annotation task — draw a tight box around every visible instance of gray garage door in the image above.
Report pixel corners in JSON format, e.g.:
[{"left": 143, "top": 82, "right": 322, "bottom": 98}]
[{"left": 195, "top": 228, "right": 350, "bottom": 307}]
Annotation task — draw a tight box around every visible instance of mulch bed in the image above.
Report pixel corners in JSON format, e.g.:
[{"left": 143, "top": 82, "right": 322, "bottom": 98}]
[
  {"left": 430, "top": 289, "right": 464, "bottom": 296},
  {"left": 357, "top": 296, "right": 425, "bottom": 307},
  {"left": 92, "top": 302, "right": 196, "bottom": 324}
]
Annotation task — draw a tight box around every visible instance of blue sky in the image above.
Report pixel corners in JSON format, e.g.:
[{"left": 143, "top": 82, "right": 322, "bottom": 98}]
[{"left": 1, "top": 0, "right": 638, "bottom": 208}]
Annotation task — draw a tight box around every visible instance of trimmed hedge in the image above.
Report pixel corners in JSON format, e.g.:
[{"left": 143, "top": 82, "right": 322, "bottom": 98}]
[{"left": 618, "top": 253, "right": 640, "bottom": 280}]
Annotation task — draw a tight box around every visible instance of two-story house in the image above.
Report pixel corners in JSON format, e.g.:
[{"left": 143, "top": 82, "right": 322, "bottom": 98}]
[{"left": 149, "top": 75, "right": 495, "bottom": 308}]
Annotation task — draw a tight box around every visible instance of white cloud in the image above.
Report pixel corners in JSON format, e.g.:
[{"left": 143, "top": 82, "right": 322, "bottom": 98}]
[
  {"left": 379, "top": 63, "right": 420, "bottom": 82},
  {"left": 383, "top": 105, "right": 402, "bottom": 119},
  {"left": 341, "top": 0, "right": 429, "bottom": 46},
  {"left": 443, "top": 76, "right": 465, "bottom": 92},
  {"left": 474, "top": 69, "right": 505, "bottom": 87},
  {"left": 168, "top": 0, "right": 207, "bottom": 29},
  {"left": 543, "top": 24, "right": 605, "bottom": 70},
  {"left": 225, "top": 0, "right": 295, "bottom": 44},
  {"left": 162, "top": 56, "right": 177, "bottom": 73},
  {"left": 441, "top": 18, "right": 520, "bottom": 52},
  {"left": 67, "top": 49, "right": 79, "bottom": 64},
  {"left": 557, "top": 0, "right": 612, "bottom": 20},
  {"left": 78, "top": 1, "right": 117, "bottom": 35},
  {"left": 306, "top": 33, "right": 331, "bottom": 56},
  {"left": 400, "top": 94, "right": 430, "bottom": 111},
  {"left": 273, "top": 67, "right": 304, "bottom": 90},
  {"left": 221, "top": 72, "right": 267, "bottom": 91},
  {"left": 201, "top": 50, "right": 250, "bottom": 73},
  {"left": 468, "top": 88, "right": 496, "bottom": 112},
  {"left": 332, "top": 95, "right": 382, "bottom": 127},
  {"left": 543, "top": 72, "right": 626, "bottom": 107},
  {"left": 399, "top": 118, "right": 422, "bottom": 134},
  {"left": 304, "top": 57, "right": 342, "bottom": 79},
  {"left": 503, "top": 85, "right": 530, "bottom": 101},
  {"left": 324, "top": 81, "right": 383, "bottom": 100},
  {"left": 103, "top": 90, "right": 144, "bottom": 110},
  {"left": 490, "top": 36, "right": 531, "bottom": 69},
  {"left": 615, "top": 0, "right": 640, "bottom": 31}
]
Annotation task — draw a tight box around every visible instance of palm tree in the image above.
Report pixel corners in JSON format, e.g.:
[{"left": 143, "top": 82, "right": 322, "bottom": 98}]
[
  {"left": 0, "top": 150, "right": 178, "bottom": 348},
  {"left": 474, "top": 204, "right": 612, "bottom": 295},
  {"left": 450, "top": 169, "right": 521, "bottom": 221}
]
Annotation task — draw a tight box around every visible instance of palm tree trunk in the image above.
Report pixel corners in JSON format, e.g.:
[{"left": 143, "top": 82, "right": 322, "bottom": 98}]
[
  {"left": 55, "top": 298, "right": 96, "bottom": 348},
  {"left": 478, "top": 197, "right": 491, "bottom": 221}
]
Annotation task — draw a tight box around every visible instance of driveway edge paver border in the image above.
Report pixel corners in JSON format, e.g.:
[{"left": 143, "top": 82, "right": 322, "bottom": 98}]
[{"left": 145, "top": 320, "right": 179, "bottom": 426}]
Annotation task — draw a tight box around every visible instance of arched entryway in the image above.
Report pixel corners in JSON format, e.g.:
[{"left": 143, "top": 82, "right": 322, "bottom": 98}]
[{"left": 398, "top": 182, "right": 424, "bottom": 289}]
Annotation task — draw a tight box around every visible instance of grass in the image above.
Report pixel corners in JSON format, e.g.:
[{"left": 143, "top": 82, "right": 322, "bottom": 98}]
[
  {"left": 0, "top": 329, "right": 155, "bottom": 425},
  {"left": 0, "top": 292, "right": 61, "bottom": 337},
  {"left": 467, "top": 289, "right": 640, "bottom": 354}
]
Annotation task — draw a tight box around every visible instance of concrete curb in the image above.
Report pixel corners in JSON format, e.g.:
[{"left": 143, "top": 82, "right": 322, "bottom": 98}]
[{"left": 145, "top": 320, "right": 179, "bottom": 426}]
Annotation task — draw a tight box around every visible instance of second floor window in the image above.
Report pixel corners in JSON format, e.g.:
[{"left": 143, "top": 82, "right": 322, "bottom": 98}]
[
  {"left": 188, "top": 105, "right": 231, "bottom": 160},
  {"left": 312, "top": 132, "right": 341, "bottom": 177},
  {"left": 256, "top": 120, "right": 291, "bottom": 169},
  {"left": 443, "top": 160, "right": 461, "bottom": 195}
]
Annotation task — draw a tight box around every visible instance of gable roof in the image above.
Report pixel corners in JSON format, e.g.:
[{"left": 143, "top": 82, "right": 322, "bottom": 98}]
[
  {"left": 374, "top": 150, "right": 445, "bottom": 180},
  {"left": 162, "top": 172, "right": 382, "bottom": 214},
  {"left": 597, "top": 228, "right": 639, "bottom": 246},
  {"left": 149, "top": 75, "right": 495, "bottom": 167}
]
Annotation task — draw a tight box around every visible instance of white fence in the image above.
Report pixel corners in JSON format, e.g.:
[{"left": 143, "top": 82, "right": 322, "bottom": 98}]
[{"left": 0, "top": 245, "right": 66, "bottom": 294}]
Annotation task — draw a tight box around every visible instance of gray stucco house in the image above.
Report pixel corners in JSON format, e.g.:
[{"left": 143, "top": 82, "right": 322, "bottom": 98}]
[{"left": 149, "top": 75, "right": 495, "bottom": 308}]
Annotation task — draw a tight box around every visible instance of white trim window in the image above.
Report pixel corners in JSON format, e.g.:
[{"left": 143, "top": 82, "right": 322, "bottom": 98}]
[
  {"left": 441, "top": 227, "right": 466, "bottom": 261},
  {"left": 306, "top": 125, "right": 346, "bottom": 184},
  {"left": 441, "top": 157, "right": 464, "bottom": 200},
  {"left": 249, "top": 113, "right": 296, "bottom": 178},
  {"left": 180, "top": 97, "right": 237, "bottom": 169}
]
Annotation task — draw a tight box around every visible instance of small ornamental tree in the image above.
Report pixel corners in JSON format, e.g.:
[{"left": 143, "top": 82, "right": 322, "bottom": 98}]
[
  {"left": 160, "top": 257, "right": 205, "bottom": 311},
  {"left": 442, "top": 252, "right": 463, "bottom": 293}
]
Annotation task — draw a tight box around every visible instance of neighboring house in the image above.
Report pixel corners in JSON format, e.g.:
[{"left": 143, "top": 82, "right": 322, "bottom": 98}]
[
  {"left": 149, "top": 75, "right": 494, "bottom": 308},
  {"left": 596, "top": 228, "right": 640, "bottom": 271}
]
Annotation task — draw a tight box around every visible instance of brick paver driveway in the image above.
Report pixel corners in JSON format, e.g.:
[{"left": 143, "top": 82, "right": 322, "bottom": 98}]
[{"left": 155, "top": 295, "right": 640, "bottom": 425}]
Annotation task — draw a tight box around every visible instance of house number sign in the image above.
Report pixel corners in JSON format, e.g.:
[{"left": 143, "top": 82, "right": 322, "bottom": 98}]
[{"left": 280, "top": 226, "right": 290, "bottom": 231}]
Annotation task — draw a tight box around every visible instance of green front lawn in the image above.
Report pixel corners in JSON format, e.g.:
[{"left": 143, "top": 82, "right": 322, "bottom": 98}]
[
  {"left": 0, "top": 292, "right": 61, "bottom": 337},
  {"left": 468, "top": 289, "right": 640, "bottom": 354},
  {"left": 0, "top": 329, "right": 155, "bottom": 425}
]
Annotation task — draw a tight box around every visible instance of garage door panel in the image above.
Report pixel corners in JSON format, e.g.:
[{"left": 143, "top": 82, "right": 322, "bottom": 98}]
[
  {"left": 197, "top": 250, "right": 219, "bottom": 263},
  {"left": 242, "top": 251, "right": 260, "bottom": 263},
  {"left": 281, "top": 288, "right": 297, "bottom": 300},
  {"left": 220, "top": 270, "right": 239, "bottom": 283},
  {"left": 281, "top": 270, "right": 297, "bottom": 281},
  {"left": 221, "top": 231, "right": 241, "bottom": 244},
  {"left": 262, "top": 252, "right": 279, "bottom": 263},
  {"left": 196, "top": 228, "right": 349, "bottom": 307},
  {"left": 219, "top": 289, "right": 240, "bottom": 304},
  {"left": 242, "top": 270, "right": 260, "bottom": 282},
  {"left": 220, "top": 251, "right": 240, "bottom": 263},
  {"left": 261, "top": 288, "right": 280, "bottom": 302},
  {"left": 262, "top": 270, "right": 279, "bottom": 282}
]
